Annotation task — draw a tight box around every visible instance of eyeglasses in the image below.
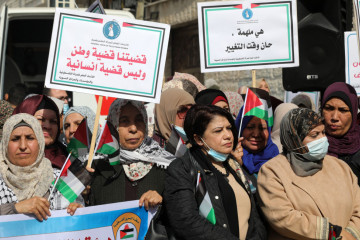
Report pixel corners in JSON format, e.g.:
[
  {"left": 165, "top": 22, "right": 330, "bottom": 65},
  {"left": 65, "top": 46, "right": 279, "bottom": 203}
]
[{"left": 58, "top": 96, "right": 71, "bottom": 102}]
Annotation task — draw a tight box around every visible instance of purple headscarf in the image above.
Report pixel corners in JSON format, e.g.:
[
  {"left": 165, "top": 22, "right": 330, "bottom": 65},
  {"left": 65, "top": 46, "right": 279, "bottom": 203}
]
[{"left": 322, "top": 82, "right": 360, "bottom": 157}]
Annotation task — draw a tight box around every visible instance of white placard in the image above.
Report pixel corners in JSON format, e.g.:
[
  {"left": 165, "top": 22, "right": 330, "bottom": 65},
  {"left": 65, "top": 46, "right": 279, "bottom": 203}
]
[
  {"left": 345, "top": 31, "right": 360, "bottom": 95},
  {"left": 45, "top": 8, "right": 170, "bottom": 103},
  {"left": 0, "top": 200, "right": 156, "bottom": 239},
  {"left": 197, "top": 0, "right": 299, "bottom": 73},
  {"left": 284, "top": 91, "right": 320, "bottom": 112}
]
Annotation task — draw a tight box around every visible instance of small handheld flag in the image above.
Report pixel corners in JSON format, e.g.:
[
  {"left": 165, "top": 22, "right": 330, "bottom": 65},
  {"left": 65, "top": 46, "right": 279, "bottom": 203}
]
[
  {"left": 67, "top": 118, "right": 92, "bottom": 158},
  {"left": 95, "top": 121, "right": 120, "bottom": 165}
]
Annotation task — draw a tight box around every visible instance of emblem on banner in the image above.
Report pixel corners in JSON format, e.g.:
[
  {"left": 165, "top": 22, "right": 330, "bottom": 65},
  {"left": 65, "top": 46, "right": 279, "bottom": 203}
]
[
  {"left": 112, "top": 212, "right": 141, "bottom": 240},
  {"left": 242, "top": 9, "right": 253, "bottom": 19},
  {"left": 103, "top": 21, "right": 121, "bottom": 40}
]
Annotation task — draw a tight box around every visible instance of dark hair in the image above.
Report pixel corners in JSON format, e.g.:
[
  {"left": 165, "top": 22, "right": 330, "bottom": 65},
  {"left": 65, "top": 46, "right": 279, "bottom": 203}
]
[
  {"left": 7, "top": 84, "right": 28, "bottom": 106},
  {"left": 184, "top": 104, "right": 238, "bottom": 149},
  {"left": 42, "top": 87, "right": 51, "bottom": 95}
]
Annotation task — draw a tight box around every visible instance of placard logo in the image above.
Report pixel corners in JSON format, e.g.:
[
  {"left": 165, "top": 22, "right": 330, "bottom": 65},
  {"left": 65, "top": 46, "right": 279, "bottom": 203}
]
[
  {"left": 112, "top": 212, "right": 141, "bottom": 240},
  {"left": 242, "top": 9, "right": 253, "bottom": 19},
  {"left": 103, "top": 21, "right": 121, "bottom": 40}
]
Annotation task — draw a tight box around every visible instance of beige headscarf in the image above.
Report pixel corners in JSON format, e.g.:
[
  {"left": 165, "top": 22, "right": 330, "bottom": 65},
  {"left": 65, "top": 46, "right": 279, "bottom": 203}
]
[
  {"left": 0, "top": 113, "right": 53, "bottom": 201},
  {"left": 271, "top": 103, "right": 298, "bottom": 152},
  {"left": 155, "top": 88, "right": 195, "bottom": 141}
]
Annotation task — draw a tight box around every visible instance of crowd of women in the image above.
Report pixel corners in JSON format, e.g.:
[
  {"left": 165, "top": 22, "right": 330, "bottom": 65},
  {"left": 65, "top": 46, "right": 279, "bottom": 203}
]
[{"left": 0, "top": 74, "right": 360, "bottom": 240}]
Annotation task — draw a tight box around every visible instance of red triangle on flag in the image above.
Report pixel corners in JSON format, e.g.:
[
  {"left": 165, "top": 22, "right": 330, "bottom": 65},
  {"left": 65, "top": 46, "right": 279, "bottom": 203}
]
[
  {"left": 251, "top": 4, "right": 260, "bottom": 8},
  {"left": 96, "top": 123, "right": 113, "bottom": 151},
  {"left": 244, "top": 89, "right": 263, "bottom": 115},
  {"left": 234, "top": 4, "right": 243, "bottom": 9},
  {"left": 74, "top": 119, "right": 90, "bottom": 147},
  {"left": 60, "top": 159, "right": 71, "bottom": 177},
  {"left": 120, "top": 224, "right": 129, "bottom": 239},
  {"left": 91, "top": 19, "right": 103, "bottom": 24},
  {"left": 123, "top": 22, "right": 133, "bottom": 27}
]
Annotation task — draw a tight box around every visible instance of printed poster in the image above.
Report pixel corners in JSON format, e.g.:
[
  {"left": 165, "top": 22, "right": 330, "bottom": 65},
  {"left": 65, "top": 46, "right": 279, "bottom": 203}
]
[
  {"left": 0, "top": 200, "right": 156, "bottom": 240},
  {"left": 45, "top": 8, "right": 170, "bottom": 103},
  {"left": 345, "top": 31, "right": 360, "bottom": 95},
  {"left": 197, "top": 0, "right": 299, "bottom": 72}
]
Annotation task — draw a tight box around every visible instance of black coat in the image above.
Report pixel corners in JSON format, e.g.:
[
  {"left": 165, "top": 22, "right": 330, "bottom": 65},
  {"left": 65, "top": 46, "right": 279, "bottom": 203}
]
[
  {"left": 163, "top": 150, "right": 267, "bottom": 240},
  {"left": 89, "top": 158, "right": 165, "bottom": 205}
]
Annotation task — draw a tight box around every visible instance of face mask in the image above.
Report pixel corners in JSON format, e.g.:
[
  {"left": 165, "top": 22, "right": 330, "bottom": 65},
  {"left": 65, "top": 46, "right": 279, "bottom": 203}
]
[
  {"left": 299, "top": 137, "right": 329, "bottom": 161},
  {"left": 200, "top": 137, "right": 229, "bottom": 162},
  {"left": 63, "top": 103, "right": 69, "bottom": 115},
  {"left": 174, "top": 125, "right": 188, "bottom": 142}
]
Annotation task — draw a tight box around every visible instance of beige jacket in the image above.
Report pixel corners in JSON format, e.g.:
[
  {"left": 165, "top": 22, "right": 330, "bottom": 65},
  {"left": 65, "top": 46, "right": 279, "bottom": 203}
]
[{"left": 258, "top": 154, "right": 360, "bottom": 240}]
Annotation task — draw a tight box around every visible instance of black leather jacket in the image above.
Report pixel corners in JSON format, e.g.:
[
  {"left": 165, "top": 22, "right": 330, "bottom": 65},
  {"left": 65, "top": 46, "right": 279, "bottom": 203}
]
[{"left": 163, "top": 150, "right": 267, "bottom": 240}]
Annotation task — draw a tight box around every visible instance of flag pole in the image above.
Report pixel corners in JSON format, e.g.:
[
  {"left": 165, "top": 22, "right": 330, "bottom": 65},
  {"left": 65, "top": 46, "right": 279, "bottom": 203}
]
[
  {"left": 87, "top": 95, "right": 103, "bottom": 170},
  {"left": 48, "top": 153, "right": 72, "bottom": 201},
  {"left": 238, "top": 88, "right": 249, "bottom": 138},
  {"left": 251, "top": 69, "right": 256, "bottom": 87}
]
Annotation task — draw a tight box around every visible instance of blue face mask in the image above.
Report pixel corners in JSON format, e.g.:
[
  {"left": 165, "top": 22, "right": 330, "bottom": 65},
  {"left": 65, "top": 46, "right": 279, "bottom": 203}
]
[
  {"left": 63, "top": 103, "right": 69, "bottom": 114},
  {"left": 298, "top": 137, "right": 329, "bottom": 161},
  {"left": 200, "top": 137, "right": 229, "bottom": 162},
  {"left": 174, "top": 125, "right": 188, "bottom": 142}
]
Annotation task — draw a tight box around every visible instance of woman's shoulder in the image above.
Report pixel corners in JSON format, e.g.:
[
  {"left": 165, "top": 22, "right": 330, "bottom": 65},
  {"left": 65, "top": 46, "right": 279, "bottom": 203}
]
[{"left": 260, "top": 154, "right": 290, "bottom": 171}]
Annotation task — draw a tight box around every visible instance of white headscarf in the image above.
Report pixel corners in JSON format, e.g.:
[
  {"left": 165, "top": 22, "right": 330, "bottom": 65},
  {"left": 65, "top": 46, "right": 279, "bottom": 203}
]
[{"left": 0, "top": 114, "right": 53, "bottom": 201}]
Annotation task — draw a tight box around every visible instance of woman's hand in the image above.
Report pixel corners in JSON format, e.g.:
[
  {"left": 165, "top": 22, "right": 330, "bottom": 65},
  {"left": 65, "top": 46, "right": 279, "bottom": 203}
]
[
  {"left": 340, "top": 230, "right": 356, "bottom": 240},
  {"left": 139, "top": 190, "right": 162, "bottom": 210},
  {"left": 231, "top": 137, "right": 244, "bottom": 165},
  {"left": 67, "top": 202, "right": 83, "bottom": 216},
  {"left": 15, "top": 196, "right": 51, "bottom": 221}
]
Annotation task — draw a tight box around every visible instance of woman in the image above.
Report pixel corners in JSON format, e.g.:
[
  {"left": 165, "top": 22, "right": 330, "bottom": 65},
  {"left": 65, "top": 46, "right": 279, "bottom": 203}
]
[
  {"left": 63, "top": 106, "right": 96, "bottom": 144},
  {"left": 153, "top": 88, "right": 195, "bottom": 148},
  {"left": 195, "top": 88, "right": 230, "bottom": 112},
  {"left": 89, "top": 99, "right": 176, "bottom": 208},
  {"left": 235, "top": 106, "right": 279, "bottom": 176},
  {"left": 271, "top": 103, "right": 298, "bottom": 152},
  {"left": 13, "top": 95, "right": 67, "bottom": 169},
  {"left": 258, "top": 108, "right": 360, "bottom": 240},
  {"left": 164, "top": 105, "right": 267, "bottom": 240},
  {"left": 0, "top": 114, "right": 82, "bottom": 220},
  {"left": 322, "top": 82, "right": 360, "bottom": 183}
]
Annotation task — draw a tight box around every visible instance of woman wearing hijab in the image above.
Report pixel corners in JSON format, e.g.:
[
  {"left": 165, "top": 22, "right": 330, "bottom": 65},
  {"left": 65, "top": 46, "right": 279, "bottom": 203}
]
[
  {"left": 13, "top": 95, "right": 67, "bottom": 169},
  {"left": 0, "top": 114, "right": 82, "bottom": 220},
  {"left": 322, "top": 82, "right": 360, "bottom": 184},
  {"left": 235, "top": 92, "right": 279, "bottom": 176},
  {"left": 258, "top": 108, "right": 360, "bottom": 240},
  {"left": 153, "top": 88, "right": 195, "bottom": 148},
  {"left": 164, "top": 105, "right": 267, "bottom": 240},
  {"left": 89, "top": 99, "right": 176, "bottom": 208},
  {"left": 271, "top": 103, "right": 298, "bottom": 152},
  {"left": 195, "top": 88, "right": 230, "bottom": 112},
  {"left": 63, "top": 106, "right": 96, "bottom": 144}
]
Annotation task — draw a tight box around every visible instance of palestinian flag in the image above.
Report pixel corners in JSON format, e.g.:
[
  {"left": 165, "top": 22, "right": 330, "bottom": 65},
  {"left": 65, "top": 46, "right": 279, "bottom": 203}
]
[
  {"left": 243, "top": 88, "right": 273, "bottom": 127},
  {"left": 54, "top": 155, "right": 91, "bottom": 203},
  {"left": 120, "top": 224, "right": 134, "bottom": 239},
  {"left": 67, "top": 118, "right": 92, "bottom": 158},
  {"left": 195, "top": 172, "right": 216, "bottom": 225},
  {"left": 96, "top": 121, "right": 120, "bottom": 165},
  {"left": 165, "top": 127, "right": 187, "bottom": 158}
]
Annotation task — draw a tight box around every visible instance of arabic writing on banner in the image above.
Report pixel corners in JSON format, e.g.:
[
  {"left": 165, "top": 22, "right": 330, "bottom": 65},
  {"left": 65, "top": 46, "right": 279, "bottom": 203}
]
[
  {"left": 0, "top": 200, "right": 156, "bottom": 240},
  {"left": 197, "top": 0, "right": 299, "bottom": 72},
  {"left": 45, "top": 8, "right": 170, "bottom": 103},
  {"left": 345, "top": 31, "right": 360, "bottom": 95}
]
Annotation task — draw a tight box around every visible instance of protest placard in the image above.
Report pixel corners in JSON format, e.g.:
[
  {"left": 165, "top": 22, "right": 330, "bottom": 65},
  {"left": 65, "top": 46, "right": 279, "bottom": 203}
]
[
  {"left": 345, "top": 31, "right": 360, "bottom": 95},
  {"left": 0, "top": 200, "right": 156, "bottom": 240},
  {"left": 45, "top": 8, "right": 170, "bottom": 103},
  {"left": 197, "top": 0, "right": 299, "bottom": 73}
]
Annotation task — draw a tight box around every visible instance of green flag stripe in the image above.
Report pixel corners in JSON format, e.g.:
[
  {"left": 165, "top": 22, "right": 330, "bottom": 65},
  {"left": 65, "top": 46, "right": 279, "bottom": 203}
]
[
  {"left": 244, "top": 107, "right": 274, "bottom": 126},
  {"left": 67, "top": 139, "right": 87, "bottom": 150},
  {"left": 206, "top": 208, "right": 216, "bottom": 225},
  {"left": 97, "top": 144, "right": 117, "bottom": 154},
  {"left": 56, "top": 178, "right": 78, "bottom": 203},
  {"left": 110, "top": 159, "right": 121, "bottom": 165},
  {"left": 122, "top": 234, "right": 134, "bottom": 239}
]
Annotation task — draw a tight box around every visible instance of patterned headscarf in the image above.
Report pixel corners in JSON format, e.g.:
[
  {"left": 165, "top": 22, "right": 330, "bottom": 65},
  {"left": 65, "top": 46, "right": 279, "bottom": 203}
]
[
  {"left": 280, "top": 108, "right": 324, "bottom": 176},
  {"left": 0, "top": 100, "right": 13, "bottom": 129},
  {"left": 108, "top": 99, "right": 176, "bottom": 181},
  {"left": 172, "top": 72, "right": 206, "bottom": 92},
  {"left": 224, "top": 91, "right": 243, "bottom": 118},
  {"left": 63, "top": 106, "right": 96, "bottom": 134},
  {"left": 0, "top": 114, "right": 53, "bottom": 201}
]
